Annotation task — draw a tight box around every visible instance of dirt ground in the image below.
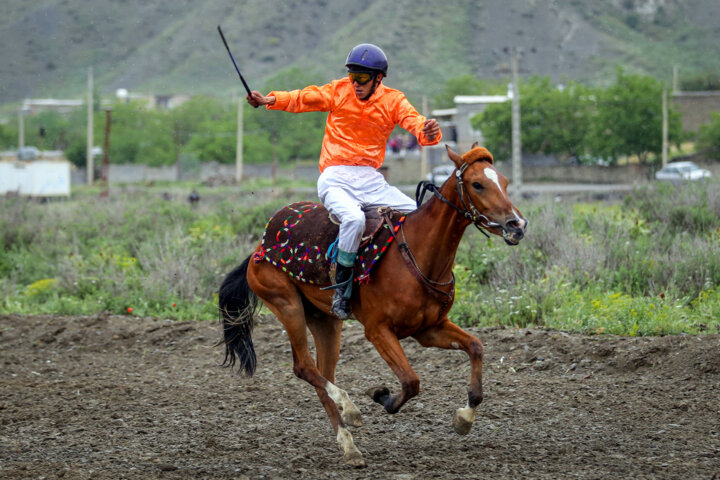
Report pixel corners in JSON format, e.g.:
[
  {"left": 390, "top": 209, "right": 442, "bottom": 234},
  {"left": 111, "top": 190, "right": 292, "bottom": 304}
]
[{"left": 1, "top": 313, "right": 719, "bottom": 480}]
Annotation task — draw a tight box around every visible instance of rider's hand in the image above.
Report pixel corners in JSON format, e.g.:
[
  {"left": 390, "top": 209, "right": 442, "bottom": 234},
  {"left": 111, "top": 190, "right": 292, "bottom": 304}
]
[
  {"left": 422, "top": 118, "right": 440, "bottom": 141},
  {"left": 246, "top": 91, "right": 275, "bottom": 108}
]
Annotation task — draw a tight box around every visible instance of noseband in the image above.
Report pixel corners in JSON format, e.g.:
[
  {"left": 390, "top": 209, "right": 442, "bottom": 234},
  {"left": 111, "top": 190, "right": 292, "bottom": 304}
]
[{"left": 415, "top": 161, "right": 501, "bottom": 238}]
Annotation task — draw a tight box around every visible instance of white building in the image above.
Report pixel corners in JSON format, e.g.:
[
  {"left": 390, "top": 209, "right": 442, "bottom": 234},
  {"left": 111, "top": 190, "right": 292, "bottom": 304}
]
[{"left": 432, "top": 94, "right": 510, "bottom": 154}]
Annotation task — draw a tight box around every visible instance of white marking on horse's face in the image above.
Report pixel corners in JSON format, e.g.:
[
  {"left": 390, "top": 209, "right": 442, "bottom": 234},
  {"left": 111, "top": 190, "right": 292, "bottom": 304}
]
[
  {"left": 484, "top": 167, "right": 504, "bottom": 196},
  {"left": 512, "top": 207, "right": 525, "bottom": 225}
]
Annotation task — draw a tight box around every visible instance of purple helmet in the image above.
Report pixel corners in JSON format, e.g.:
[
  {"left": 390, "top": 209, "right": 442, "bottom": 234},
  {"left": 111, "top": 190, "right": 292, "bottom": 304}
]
[{"left": 345, "top": 43, "right": 388, "bottom": 76}]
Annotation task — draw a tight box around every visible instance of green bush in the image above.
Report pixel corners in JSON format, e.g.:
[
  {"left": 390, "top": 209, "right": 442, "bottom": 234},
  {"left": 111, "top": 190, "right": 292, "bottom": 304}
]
[{"left": 452, "top": 182, "right": 720, "bottom": 334}]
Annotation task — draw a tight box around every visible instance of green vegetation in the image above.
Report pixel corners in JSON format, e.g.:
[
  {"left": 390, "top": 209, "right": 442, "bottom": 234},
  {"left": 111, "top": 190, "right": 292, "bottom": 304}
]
[
  {"left": 2, "top": 67, "right": 705, "bottom": 171},
  {"left": 2, "top": 180, "right": 719, "bottom": 337},
  {"left": 0, "top": 182, "right": 307, "bottom": 321},
  {"left": 697, "top": 112, "right": 720, "bottom": 158},
  {"left": 472, "top": 69, "right": 685, "bottom": 164},
  {"left": 451, "top": 179, "right": 720, "bottom": 334},
  {"left": 0, "top": 72, "right": 325, "bottom": 168}
]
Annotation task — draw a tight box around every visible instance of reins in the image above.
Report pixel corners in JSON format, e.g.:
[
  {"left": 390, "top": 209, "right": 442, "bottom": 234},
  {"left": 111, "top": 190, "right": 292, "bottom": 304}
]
[{"left": 381, "top": 209, "right": 454, "bottom": 317}]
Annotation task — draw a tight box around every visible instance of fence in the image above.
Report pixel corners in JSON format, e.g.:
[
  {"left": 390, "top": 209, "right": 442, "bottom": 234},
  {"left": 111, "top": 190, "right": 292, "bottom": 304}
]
[{"left": 62, "top": 154, "right": 718, "bottom": 188}]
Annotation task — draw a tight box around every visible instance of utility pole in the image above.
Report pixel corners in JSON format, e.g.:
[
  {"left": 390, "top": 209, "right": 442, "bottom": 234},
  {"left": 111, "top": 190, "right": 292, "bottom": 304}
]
[
  {"left": 18, "top": 107, "right": 25, "bottom": 149},
  {"left": 672, "top": 65, "right": 678, "bottom": 93},
  {"left": 101, "top": 108, "right": 111, "bottom": 198},
  {"left": 236, "top": 93, "right": 243, "bottom": 183},
  {"left": 86, "top": 66, "right": 94, "bottom": 185},
  {"left": 421, "top": 95, "right": 429, "bottom": 181},
  {"left": 662, "top": 87, "right": 668, "bottom": 167},
  {"left": 510, "top": 48, "right": 522, "bottom": 195}
]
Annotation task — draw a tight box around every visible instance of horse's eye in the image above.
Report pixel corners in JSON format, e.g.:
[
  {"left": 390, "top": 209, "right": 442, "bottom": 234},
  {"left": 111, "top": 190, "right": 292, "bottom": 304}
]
[{"left": 472, "top": 182, "right": 483, "bottom": 190}]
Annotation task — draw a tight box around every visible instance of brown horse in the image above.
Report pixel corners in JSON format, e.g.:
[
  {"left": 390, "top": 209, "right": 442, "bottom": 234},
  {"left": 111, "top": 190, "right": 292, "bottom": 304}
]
[{"left": 219, "top": 144, "right": 527, "bottom": 467}]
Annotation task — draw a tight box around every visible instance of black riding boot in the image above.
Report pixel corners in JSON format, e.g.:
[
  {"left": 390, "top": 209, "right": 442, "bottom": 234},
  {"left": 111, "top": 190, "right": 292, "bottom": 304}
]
[{"left": 331, "top": 264, "right": 354, "bottom": 319}]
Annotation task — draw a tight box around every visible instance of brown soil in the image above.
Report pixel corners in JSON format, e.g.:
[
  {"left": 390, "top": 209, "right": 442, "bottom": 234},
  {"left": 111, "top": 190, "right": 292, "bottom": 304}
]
[{"left": 1, "top": 313, "right": 719, "bottom": 479}]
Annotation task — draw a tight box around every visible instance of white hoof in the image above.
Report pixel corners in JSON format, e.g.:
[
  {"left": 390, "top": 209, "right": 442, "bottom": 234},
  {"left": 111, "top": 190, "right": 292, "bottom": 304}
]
[
  {"left": 453, "top": 406, "right": 476, "bottom": 435},
  {"left": 337, "top": 427, "right": 366, "bottom": 467},
  {"left": 343, "top": 449, "right": 366, "bottom": 468}
]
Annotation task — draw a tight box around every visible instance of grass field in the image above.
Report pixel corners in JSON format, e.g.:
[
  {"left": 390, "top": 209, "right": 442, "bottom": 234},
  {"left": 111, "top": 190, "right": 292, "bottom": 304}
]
[{"left": 1, "top": 178, "right": 719, "bottom": 336}]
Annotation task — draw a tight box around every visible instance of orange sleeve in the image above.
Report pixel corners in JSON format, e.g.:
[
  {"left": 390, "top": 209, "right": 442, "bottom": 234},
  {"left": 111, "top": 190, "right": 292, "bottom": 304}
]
[
  {"left": 394, "top": 96, "right": 442, "bottom": 146},
  {"left": 266, "top": 82, "right": 335, "bottom": 113}
]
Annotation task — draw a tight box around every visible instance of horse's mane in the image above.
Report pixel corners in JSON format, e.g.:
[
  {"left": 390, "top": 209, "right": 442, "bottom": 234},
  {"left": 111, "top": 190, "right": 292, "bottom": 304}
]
[{"left": 462, "top": 146, "right": 494, "bottom": 164}]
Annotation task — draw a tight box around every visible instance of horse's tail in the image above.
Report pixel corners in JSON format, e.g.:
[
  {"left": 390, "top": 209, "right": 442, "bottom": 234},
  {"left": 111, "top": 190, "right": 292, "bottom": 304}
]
[{"left": 218, "top": 255, "right": 258, "bottom": 377}]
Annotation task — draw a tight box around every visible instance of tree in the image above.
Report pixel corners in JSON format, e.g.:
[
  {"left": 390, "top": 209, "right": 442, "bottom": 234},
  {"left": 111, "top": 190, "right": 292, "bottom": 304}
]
[
  {"left": 186, "top": 110, "right": 236, "bottom": 164},
  {"left": 178, "top": 96, "right": 236, "bottom": 164},
  {"left": 24, "top": 110, "right": 86, "bottom": 152},
  {"left": 697, "top": 112, "right": 720, "bottom": 160},
  {"left": 243, "top": 67, "right": 327, "bottom": 166},
  {"left": 471, "top": 76, "right": 593, "bottom": 161},
  {"left": 585, "top": 68, "right": 683, "bottom": 164},
  {"left": 680, "top": 71, "right": 720, "bottom": 91},
  {"left": 106, "top": 100, "right": 174, "bottom": 166},
  {"left": 0, "top": 121, "right": 17, "bottom": 150},
  {"left": 172, "top": 96, "right": 229, "bottom": 163}
]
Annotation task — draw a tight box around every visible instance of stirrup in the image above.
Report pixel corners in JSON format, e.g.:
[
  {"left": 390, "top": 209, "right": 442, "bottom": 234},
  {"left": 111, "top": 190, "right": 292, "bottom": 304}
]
[{"left": 332, "top": 290, "right": 352, "bottom": 319}]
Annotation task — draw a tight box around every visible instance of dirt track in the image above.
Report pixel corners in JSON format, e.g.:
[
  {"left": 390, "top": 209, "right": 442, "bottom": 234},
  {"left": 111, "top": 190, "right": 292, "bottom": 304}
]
[{"left": 1, "top": 313, "right": 719, "bottom": 479}]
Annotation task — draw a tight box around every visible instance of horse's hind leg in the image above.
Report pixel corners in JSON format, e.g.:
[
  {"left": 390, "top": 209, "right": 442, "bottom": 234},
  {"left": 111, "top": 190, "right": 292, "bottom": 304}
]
[
  {"left": 247, "top": 264, "right": 365, "bottom": 466},
  {"left": 413, "top": 319, "right": 484, "bottom": 435},
  {"left": 306, "top": 311, "right": 362, "bottom": 427}
]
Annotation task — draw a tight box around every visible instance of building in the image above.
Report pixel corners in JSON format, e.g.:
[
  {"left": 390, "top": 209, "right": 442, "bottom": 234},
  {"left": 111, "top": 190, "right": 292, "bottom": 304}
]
[
  {"left": 432, "top": 94, "right": 510, "bottom": 154},
  {"left": 672, "top": 91, "right": 720, "bottom": 133},
  {"left": 21, "top": 99, "right": 84, "bottom": 115}
]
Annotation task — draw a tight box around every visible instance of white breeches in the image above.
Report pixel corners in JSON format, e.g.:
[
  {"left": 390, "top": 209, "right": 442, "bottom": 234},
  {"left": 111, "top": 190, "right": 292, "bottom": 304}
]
[{"left": 317, "top": 165, "right": 416, "bottom": 262}]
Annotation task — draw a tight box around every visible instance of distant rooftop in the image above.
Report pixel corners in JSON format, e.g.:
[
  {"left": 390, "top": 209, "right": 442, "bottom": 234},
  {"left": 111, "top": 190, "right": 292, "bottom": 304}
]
[
  {"left": 453, "top": 94, "right": 510, "bottom": 104},
  {"left": 23, "top": 99, "right": 83, "bottom": 107}
]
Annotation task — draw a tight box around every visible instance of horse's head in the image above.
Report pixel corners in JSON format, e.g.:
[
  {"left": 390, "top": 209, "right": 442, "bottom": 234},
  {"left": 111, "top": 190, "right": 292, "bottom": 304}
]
[{"left": 444, "top": 144, "right": 527, "bottom": 245}]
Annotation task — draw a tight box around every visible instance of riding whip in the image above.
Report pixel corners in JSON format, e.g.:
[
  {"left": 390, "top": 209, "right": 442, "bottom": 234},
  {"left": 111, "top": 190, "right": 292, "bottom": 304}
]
[{"left": 217, "top": 25, "right": 252, "bottom": 96}]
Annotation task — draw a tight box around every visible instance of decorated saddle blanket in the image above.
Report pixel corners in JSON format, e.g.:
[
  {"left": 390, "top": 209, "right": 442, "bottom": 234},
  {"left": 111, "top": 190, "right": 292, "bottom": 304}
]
[{"left": 252, "top": 201, "right": 406, "bottom": 285}]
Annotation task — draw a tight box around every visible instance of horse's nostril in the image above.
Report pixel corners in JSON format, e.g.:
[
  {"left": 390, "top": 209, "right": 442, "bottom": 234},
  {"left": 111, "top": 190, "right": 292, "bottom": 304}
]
[{"left": 507, "top": 218, "right": 528, "bottom": 232}]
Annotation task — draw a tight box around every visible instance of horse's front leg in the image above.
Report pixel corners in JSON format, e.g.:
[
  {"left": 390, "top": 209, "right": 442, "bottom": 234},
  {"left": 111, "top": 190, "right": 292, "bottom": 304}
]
[
  {"left": 364, "top": 325, "right": 420, "bottom": 414},
  {"left": 413, "top": 319, "right": 484, "bottom": 435}
]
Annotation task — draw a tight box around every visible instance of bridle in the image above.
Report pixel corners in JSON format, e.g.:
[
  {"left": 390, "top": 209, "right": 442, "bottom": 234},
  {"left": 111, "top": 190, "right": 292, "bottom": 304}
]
[
  {"left": 415, "top": 160, "right": 503, "bottom": 239},
  {"left": 382, "top": 159, "right": 506, "bottom": 319}
]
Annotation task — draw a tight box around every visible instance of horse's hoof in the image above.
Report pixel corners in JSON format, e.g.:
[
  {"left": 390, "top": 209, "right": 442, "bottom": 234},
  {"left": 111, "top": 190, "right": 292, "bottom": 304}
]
[
  {"left": 453, "top": 407, "right": 476, "bottom": 435},
  {"left": 342, "top": 409, "right": 363, "bottom": 428},
  {"left": 343, "top": 450, "right": 366, "bottom": 468},
  {"left": 366, "top": 386, "right": 390, "bottom": 404}
]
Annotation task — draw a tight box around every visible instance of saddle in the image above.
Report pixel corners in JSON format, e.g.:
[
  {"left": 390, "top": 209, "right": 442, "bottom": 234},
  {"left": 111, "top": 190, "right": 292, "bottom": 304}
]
[{"left": 252, "top": 201, "right": 406, "bottom": 285}]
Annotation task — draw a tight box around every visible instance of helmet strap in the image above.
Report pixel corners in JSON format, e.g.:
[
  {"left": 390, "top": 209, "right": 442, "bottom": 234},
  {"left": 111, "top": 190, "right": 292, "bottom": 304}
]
[{"left": 362, "top": 75, "right": 381, "bottom": 100}]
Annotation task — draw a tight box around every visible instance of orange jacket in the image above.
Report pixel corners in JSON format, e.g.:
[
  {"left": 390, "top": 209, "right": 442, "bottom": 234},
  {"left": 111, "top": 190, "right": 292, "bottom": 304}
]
[{"left": 268, "top": 77, "right": 441, "bottom": 172}]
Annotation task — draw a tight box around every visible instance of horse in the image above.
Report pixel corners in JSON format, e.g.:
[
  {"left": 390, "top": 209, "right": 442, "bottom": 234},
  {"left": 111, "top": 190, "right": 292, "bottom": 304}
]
[{"left": 219, "top": 144, "right": 527, "bottom": 467}]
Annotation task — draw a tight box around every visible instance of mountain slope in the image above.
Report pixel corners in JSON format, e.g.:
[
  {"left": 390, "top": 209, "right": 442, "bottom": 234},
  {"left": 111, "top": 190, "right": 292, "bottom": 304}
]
[{"left": 1, "top": 0, "right": 719, "bottom": 108}]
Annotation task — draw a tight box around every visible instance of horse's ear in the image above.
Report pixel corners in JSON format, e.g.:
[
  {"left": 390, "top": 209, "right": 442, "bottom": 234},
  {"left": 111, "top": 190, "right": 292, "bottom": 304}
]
[
  {"left": 471, "top": 141, "right": 479, "bottom": 149},
  {"left": 445, "top": 144, "right": 464, "bottom": 168}
]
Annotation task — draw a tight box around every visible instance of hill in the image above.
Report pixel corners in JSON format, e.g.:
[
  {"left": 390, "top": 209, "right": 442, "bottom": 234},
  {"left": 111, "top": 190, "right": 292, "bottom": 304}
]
[{"left": 1, "top": 0, "right": 719, "bottom": 108}]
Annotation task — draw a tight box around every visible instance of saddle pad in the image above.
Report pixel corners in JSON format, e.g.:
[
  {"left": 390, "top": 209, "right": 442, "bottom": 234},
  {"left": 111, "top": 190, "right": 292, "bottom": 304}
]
[{"left": 252, "top": 201, "right": 405, "bottom": 285}]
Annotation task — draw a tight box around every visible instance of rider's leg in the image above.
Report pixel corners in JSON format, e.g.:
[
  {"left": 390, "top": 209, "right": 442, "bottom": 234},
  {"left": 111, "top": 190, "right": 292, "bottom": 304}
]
[
  {"left": 363, "top": 170, "right": 417, "bottom": 213},
  {"left": 317, "top": 168, "right": 367, "bottom": 319},
  {"left": 331, "top": 211, "right": 363, "bottom": 319}
]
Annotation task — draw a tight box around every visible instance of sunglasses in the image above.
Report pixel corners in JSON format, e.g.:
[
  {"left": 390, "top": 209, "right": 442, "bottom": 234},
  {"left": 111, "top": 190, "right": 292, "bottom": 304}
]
[{"left": 348, "top": 71, "right": 375, "bottom": 85}]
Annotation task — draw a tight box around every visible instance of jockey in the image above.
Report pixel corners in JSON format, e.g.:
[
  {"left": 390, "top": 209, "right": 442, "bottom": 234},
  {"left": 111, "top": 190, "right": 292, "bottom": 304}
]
[{"left": 247, "top": 43, "right": 442, "bottom": 319}]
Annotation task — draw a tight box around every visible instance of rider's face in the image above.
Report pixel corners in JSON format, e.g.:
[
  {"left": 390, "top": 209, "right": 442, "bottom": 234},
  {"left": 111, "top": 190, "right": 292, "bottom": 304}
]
[{"left": 350, "top": 72, "right": 382, "bottom": 100}]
